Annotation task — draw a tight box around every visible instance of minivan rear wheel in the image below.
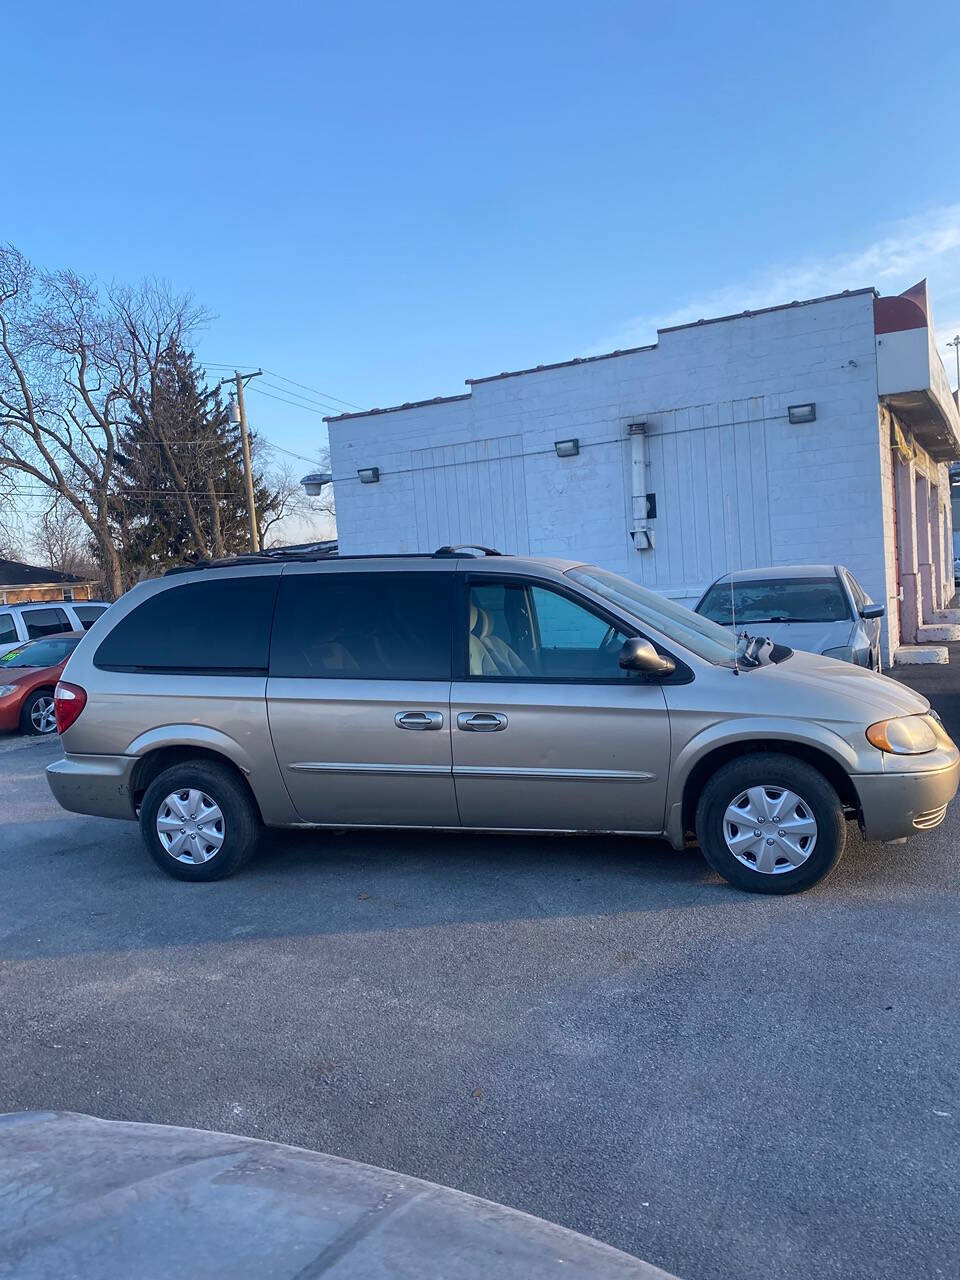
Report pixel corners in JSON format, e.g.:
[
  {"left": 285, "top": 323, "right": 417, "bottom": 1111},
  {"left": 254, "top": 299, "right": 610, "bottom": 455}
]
[
  {"left": 695, "top": 753, "right": 846, "bottom": 894},
  {"left": 140, "top": 761, "right": 260, "bottom": 881}
]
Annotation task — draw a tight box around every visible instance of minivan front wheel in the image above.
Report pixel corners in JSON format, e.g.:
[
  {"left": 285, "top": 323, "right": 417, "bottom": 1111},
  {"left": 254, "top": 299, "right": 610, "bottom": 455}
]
[
  {"left": 695, "top": 753, "right": 846, "bottom": 894},
  {"left": 140, "top": 761, "right": 260, "bottom": 881}
]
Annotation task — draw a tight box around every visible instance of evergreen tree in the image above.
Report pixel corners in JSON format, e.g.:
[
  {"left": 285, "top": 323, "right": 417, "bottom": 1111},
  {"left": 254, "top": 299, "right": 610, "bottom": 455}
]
[{"left": 112, "top": 343, "right": 277, "bottom": 580}]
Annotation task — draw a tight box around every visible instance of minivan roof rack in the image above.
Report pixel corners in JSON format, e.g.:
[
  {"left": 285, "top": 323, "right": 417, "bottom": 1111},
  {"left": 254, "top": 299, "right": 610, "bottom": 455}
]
[
  {"left": 163, "top": 544, "right": 504, "bottom": 576},
  {"left": 432, "top": 545, "right": 502, "bottom": 557}
]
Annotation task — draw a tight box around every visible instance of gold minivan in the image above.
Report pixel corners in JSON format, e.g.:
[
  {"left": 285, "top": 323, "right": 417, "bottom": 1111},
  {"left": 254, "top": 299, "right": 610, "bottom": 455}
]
[{"left": 47, "top": 547, "right": 959, "bottom": 894}]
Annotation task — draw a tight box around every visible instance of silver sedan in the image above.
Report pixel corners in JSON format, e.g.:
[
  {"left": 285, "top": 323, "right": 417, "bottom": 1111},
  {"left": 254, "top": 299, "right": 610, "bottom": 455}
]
[{"left": 695, "top": 564, "right": 885, "bottom": 670}]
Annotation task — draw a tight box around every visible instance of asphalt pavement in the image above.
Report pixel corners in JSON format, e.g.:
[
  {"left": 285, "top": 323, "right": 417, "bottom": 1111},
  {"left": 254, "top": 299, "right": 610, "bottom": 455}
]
[{"left": 1, "top": 674, "right": 958, "bottom": 1280}]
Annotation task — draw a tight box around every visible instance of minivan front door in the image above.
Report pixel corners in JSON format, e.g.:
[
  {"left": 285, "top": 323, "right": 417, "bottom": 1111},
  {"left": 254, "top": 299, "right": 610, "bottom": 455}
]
[
  {"left": 267, "top": 566, "right": 458, "bottom": 826},
  {"left": 452, "top": 577, "right": 672, "bottom": 832}
]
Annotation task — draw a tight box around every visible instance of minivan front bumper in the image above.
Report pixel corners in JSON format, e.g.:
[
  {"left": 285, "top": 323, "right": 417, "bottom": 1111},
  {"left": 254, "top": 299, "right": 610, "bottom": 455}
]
[
  {"left": 46, "top": 754, "right": 138, "bottom": 821},
  {"left": 853, "top": 749, "right": 960, "bottom": 842}
]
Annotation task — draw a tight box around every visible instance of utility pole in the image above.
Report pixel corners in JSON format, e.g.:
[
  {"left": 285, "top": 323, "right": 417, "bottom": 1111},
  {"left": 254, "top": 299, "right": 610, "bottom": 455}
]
[
  {"left": 948, "top": 336, "right": 960, "bottom": 394},
  {"left": 220, "top": 369, "right": 263, "bottom": 553}
]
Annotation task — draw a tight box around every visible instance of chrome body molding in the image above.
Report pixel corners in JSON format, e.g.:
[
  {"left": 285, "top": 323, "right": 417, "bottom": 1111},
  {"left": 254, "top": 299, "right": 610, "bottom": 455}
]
[
  {"left": 288, "top": 761, "right": 656, "bottom": 782},
  {"left": 452, "top": 765, "right": 657, "bottom": 782},
  {"left": 288, "top": 761, "right": 450, "bottom": 776}
]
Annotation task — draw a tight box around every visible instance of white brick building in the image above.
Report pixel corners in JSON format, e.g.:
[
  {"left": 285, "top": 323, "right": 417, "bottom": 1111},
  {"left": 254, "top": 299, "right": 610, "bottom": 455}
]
[{"left": 326, "top": 282, "right": 960, "bottom": 661}]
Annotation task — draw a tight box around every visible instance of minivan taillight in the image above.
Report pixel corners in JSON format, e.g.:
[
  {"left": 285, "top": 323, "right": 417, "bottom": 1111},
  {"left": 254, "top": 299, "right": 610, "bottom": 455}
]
[{"left": 54, "top": 681, "right": 87, "bottom": 734}]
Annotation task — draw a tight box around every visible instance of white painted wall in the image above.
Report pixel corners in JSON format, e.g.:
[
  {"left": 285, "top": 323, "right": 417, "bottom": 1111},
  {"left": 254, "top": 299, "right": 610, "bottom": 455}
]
[
  {"left": 876, "top": 326, "right": 929, "bottom": 396},
  {"left": 330, "top": 293, "right": 895, "bottom": 644}
]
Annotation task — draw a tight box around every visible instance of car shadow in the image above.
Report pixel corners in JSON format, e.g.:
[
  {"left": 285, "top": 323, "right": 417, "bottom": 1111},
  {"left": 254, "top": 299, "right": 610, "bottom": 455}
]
[
  {"left": 3, "top": 802, "right": 952, "bottom": 964},
  {"left": 2, "top": 814, "right": 742, "bottom": 960}
]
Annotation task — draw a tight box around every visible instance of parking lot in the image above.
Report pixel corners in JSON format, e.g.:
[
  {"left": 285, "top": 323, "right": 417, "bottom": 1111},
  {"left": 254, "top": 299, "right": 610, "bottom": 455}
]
[{"left": 1, "top": 678, "right": 958, "bottom": 1280}]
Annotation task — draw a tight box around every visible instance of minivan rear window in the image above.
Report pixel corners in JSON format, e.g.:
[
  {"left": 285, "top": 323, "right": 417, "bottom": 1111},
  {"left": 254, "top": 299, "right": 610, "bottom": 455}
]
[
  {"left": 94, "top": 576, "right": 280, "bottom": 673},
  {"left": 270, "top": 572, "right": 452, "bottom": 680}
]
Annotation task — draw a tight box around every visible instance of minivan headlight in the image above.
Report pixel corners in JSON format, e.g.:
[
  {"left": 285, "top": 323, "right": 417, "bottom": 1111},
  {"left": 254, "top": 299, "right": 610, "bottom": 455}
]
[{"left": 866, "top": 715, "right": 938, "bottom": 754}]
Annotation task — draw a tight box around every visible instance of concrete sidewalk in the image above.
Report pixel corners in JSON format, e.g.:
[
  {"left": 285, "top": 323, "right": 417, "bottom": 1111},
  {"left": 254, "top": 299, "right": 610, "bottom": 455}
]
[
  {"left": 0, "top": 1112, "right": 678, "bottom": 1279},
  {"left": 889, "top": 638, "right": 960, "bottom": 741}
]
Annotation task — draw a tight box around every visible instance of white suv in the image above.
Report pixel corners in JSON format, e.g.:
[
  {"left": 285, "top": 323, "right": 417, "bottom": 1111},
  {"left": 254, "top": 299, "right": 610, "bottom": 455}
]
[{"left": 0, "top": 600, "right": 109, "bottom": 658}]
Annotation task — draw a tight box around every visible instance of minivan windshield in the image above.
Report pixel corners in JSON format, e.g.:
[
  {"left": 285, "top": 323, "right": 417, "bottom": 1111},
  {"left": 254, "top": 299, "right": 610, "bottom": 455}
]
[{"left": 566, "top": 566, "right": 739, "bottom": 666}]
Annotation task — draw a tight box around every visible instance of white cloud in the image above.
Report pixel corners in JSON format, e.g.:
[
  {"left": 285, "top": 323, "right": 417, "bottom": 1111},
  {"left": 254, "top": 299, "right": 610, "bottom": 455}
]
[{"left": 601, "top": 202, "right": 960, "bottom": 385}]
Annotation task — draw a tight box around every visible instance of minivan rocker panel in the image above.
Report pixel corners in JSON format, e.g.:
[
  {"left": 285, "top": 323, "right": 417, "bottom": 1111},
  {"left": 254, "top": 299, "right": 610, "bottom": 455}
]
[{"left": 46, "top": 551, "right": 960, "bottom": 894}]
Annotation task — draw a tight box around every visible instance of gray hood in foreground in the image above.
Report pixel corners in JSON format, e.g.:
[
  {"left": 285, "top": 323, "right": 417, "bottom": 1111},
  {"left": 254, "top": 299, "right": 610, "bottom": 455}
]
[{"left": 0, "top": 1111, "right": 675, "bottom": 1280}]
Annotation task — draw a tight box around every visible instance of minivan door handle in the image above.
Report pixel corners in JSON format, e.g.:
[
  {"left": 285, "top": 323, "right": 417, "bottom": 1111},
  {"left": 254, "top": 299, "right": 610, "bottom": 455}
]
[
  {"left": 395, "top": 710, "right": 444, "bottom": 730},
  {"left": 457, "top": 712, "right": 508, "bottom": 732}
]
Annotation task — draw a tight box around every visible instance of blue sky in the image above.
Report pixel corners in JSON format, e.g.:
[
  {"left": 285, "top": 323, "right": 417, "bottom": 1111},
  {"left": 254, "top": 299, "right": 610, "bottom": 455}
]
[{"left": 6, "top": 0, "right": 960, "bottom": 469}]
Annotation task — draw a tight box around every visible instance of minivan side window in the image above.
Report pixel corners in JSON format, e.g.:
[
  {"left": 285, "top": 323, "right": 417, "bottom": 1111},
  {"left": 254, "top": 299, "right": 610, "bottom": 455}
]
[
  {"left": 467, "top": 581, "right": 631, "bottom": 679},
  {"left": 270, "top": 572, "right": 452, "bottom": 680},
  {"left": 94, "top": 576, "right": 280, "bottom": 672},
  {"left": 0, "top": 612, "right": 16, "bottom": 645},
  {"left": 23, "top": 607, "right": 72, "bottom": 639}
]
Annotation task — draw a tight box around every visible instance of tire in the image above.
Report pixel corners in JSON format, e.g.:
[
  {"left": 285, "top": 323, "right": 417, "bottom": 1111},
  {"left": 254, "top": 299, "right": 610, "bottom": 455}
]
[
  {"left": 695, "top": 753, "right": 846, "bottom": 895},
  {"left": 139, "top": 760, "right": 261, "bottom": 881},
  {"left": 20, "top": 688, "right": 57, "bottom": 736}
]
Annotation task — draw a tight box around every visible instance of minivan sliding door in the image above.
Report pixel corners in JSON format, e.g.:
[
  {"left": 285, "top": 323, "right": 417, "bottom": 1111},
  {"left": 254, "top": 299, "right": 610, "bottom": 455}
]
[{"left": 267, "top": 565, "right": 458, "bottom": 826}]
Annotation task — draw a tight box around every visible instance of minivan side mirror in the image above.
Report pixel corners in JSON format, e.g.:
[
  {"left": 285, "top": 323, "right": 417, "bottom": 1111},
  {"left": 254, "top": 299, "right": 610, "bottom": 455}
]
[
  {"left": 619, "top": 637, "right": 676, "bottom": 676},
  {"left": 860, "top": 604, "right": 884, "bottom": 620}
]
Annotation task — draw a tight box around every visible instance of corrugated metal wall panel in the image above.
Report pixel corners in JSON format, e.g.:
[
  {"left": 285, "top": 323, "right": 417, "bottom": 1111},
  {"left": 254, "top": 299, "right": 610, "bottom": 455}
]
[
  {"left": 411, "top": 435, "right": 530, "bottom": 553},
  {"left": 643, "top": 401, "right": 773, "bottom": 592}
]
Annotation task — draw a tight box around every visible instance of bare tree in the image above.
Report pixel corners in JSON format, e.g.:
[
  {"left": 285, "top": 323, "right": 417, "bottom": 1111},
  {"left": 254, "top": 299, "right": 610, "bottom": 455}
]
[
  {"left": 0, "top": 468, "right": 24, "bottom": 559},
  {"left": 0, "top": 245, "right": 205, "bottom": 598},
  {"left": 33, "top": 499, "right": 98, "bottom": 579}
]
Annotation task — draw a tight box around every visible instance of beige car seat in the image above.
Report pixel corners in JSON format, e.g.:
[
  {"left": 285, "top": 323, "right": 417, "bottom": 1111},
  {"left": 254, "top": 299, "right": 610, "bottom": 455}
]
[{"left": 469, "top": 603, "right": 531, "bottom": 676}]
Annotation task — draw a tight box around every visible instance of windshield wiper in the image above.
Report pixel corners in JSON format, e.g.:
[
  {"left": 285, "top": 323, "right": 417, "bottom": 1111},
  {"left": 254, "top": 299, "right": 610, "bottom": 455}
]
[{"left": 752, "top": 615, "right": 831, "bottom": 624}]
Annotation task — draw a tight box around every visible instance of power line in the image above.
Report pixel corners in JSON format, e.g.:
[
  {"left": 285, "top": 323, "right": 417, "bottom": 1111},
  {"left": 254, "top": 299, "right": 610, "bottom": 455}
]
[
  {"left": 259, "top": 380, "right": 342, "bottom": 411},
  {"left": 202, "top": 372, "right": 342, "bottom": 417},
  {"left": 261, "top": 369, "right": 362, "bottom": 410},
  {"left": 108, "top": 437, "right": 325, "bottom": 465},
  {"left": 210, "top": 371, "right": 345, "bottom": 413},
  {"left": 201, "top": 362, "right": 362, "bottom": 410},
  {"left": 246, "top": 384, "right": 330, "bottom": 417},
  {"left": 257, "top": 440, "right": 328, "bottom": 466},
  {"left": 7, "top": 486, "right": 267, "bottom": 497}
]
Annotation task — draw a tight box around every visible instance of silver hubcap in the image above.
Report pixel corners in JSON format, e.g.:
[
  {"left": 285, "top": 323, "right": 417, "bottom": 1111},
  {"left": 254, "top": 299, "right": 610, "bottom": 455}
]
[
  {"left": 723, "top": 785, "right": 817, "bottom": 874},
  {"left": 156, "top": 788, "right": 225, "bottom": 865},
  {"left": 31, "top": 696, "right": 56, "bottom": 734}
]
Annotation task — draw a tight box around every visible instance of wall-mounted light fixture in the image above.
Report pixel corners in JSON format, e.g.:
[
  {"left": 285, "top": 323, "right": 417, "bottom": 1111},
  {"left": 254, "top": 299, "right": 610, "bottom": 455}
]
[
  {"left": 787, "top": 403, "right": 817, "bottom": 424},
  {"left": 357, "top": 467, "right": 380, "bottom": 484},
  {"left": 554, "top": 438, "right": 580, "bottom": 457},
  {"left": 300, "top": 471, "right": 333, "bottom": 496}
]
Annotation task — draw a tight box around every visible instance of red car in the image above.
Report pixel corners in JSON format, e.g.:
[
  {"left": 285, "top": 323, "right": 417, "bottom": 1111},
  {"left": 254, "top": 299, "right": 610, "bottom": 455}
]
[{"left": 0, "top": 632, "right": 84, "bottom": 736}]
